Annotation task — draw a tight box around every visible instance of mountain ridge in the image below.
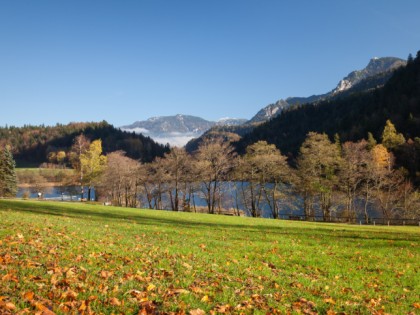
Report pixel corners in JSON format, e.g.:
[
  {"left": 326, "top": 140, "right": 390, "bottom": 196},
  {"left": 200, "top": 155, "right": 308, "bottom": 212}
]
[{"left": 185, "top": 56, "right": 407, "bottom": 151}]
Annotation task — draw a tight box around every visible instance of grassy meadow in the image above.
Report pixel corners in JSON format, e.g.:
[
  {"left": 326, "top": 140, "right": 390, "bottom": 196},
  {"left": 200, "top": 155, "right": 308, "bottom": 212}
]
[
  {"left": 0, "top": 200, "right": 419, "bottom": 314},
  {"left": 16, "top": 168, "right": 76, "bottom": 186}
]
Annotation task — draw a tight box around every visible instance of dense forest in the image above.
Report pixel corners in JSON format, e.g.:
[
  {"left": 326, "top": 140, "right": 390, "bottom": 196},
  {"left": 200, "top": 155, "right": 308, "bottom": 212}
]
[
  {"left": 0, "top": 121, "right": 169, "bottom": 166},
  {"left": 236, "top": 52, "right": 420, "bottom": 184}
]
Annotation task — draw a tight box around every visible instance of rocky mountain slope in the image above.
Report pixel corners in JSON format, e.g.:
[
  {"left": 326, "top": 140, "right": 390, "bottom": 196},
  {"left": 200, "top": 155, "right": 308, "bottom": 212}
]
[{"left": 186, "top": 56, "right": 407, "bottom": 151}]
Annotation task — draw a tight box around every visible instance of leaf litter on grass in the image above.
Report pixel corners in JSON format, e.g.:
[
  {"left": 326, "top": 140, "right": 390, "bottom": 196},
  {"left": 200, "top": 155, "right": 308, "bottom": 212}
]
[{"left": 0, "top": 200, "right": 419, "bottom": 314}]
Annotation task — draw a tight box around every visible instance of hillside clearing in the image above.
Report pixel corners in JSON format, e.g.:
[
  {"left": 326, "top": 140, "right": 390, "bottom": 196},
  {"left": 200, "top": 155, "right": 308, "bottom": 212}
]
[{"left": 0, "top": 200, "right": 419, "bottom": 314}]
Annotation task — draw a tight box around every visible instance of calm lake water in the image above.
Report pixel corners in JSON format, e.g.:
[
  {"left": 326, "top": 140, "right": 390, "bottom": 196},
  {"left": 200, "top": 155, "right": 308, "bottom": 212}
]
[
  {"left": 17, "top": 186, "right": 95, "bottom": 201},
  {"left": 16, "top": 184, "right": 386, "bottom": 222}
]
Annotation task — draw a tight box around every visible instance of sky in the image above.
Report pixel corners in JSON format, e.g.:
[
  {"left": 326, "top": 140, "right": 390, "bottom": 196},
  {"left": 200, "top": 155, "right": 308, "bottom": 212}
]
[{"left": 1, "top": 0, "right": 420, "bottom": 127}]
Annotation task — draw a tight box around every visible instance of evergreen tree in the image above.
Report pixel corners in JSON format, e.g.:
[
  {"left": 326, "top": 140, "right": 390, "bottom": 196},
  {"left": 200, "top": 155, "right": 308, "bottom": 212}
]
[
  {"left": 0, "top": 145, "right": 18, "bottom": 197},
  {"left": 382, "top": 120, "right": 405, "bottom": 150},
  {"left": 367, "top": 132, "right": 377, "bottom": 151}
]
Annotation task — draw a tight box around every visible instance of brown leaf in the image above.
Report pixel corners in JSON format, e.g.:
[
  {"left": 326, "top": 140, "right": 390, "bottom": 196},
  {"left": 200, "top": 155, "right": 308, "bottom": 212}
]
[
  {"left": 4, "top": 302, "right": 16, "bottom": 311},
  {"left": 100, "top": 270, "right": 113, "bottom": 279},
  {"left": 324, "top": 297, "right": 336, "bottom": 305},
  {"left": 78, "top": 301, "right": 87, "bottom": 312},
  {"left": 109, "top": 297, "right": 121, "bottom": 306},
  {"left": 189, "top": 309, "right": 205, "bottom": 315},
  {"left": 172, "top": 289, "right": 190, "bottom": 294},
  {"left": 34, "top": 302, "right": 56, "bottom": 315},
  {"left": 138, "top": 301, "right": 158, "bottom": 315},
  {"left": 190, "top": 286, "right": 204, "bottom": 294}
]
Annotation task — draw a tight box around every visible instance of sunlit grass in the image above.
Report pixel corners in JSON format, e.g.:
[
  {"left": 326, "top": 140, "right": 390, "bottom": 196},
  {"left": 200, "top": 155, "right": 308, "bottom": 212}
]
[{"left": 0, "top": 199, "right": 419, "bottom": 314}]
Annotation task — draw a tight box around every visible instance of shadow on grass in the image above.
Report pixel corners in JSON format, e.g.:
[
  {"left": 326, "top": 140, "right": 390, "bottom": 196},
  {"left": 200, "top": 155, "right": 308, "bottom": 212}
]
[{"left": 1, "top": 200, "right": 418, "bottom": 244}]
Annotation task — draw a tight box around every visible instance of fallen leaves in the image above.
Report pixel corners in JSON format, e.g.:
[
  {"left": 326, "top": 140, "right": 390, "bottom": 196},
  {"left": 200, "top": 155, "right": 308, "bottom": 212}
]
[
  {"left": 1, "top": 200, "right": 419, "bottom": 314},
  {"left": 189, "top": 309, "right": 205, "bottom": 315}
]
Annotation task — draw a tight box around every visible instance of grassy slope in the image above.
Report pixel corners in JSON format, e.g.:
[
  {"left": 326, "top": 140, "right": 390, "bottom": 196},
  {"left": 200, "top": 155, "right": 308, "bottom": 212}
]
[
  {"left": 0, "top": 200, "right": 419, "bottom": 314},
  {"left": 16, "top": 168, "right": 76, "bottom": 186}
]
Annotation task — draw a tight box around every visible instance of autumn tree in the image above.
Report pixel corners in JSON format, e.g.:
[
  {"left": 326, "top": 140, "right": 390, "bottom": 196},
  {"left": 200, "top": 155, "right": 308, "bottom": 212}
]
[
  {"left": 195, "top": 138, "right": 235, "bottom": 214},
  {"left": 235, "top": 141, "right": 290, "bottom": 218},
  {"left": 144, "top": 157, "right": 168, "bottom": 210},
  {"left": 370, "top": 144, "right": 405, "bottom": 220},
  {"left": 339, "top": 140, "right": 370, "bottom": 220},
  {"left": 296, "top": 132, "right": 341, "bottom": 221},
  {"left": 80, "top": 139, "right": 107, "bottom": 201},
  {"left": 99, "top": 151, "right": 142, "bottom": 207},
  {"left": 56, "top": 151, "right": 66, "bottom": 166},
  {"left": 69, "top": 134, "right": 91, "bottom": 198},
  {"left": 161, "top": 147, "right": 193, "bottom": 211},
  {"left": 0, "top": 145, "right": 17, "bottom": 197}
]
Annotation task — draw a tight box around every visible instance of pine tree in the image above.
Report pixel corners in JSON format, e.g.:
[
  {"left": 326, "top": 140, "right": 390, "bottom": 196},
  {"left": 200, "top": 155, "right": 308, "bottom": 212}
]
[
  {"left": 381, "top": 120, "right": 405, "bottom": 150},
  {"left": 0, "top": 145, "right": 18, "bottom": 197},
  {"left": 367, "top": 132, "right": 377, "bottom": 151}
]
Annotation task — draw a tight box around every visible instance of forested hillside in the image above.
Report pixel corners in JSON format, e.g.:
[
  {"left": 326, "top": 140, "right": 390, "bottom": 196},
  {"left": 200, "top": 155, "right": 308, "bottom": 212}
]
[
  {"left": 0, "top": 121, "right": 168, "bottom": 166},
  {"left": 236, "top": 52, "right": 420, "bottom": 181}
]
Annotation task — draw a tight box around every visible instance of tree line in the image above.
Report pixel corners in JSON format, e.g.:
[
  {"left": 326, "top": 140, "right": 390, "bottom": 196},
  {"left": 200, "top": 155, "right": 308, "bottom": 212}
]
[
  {"left": 77, "top": 120, "right": 419, "bottom": 222},
  {"left": 0, "top": 121, "right": 168, "bottom": 166}
]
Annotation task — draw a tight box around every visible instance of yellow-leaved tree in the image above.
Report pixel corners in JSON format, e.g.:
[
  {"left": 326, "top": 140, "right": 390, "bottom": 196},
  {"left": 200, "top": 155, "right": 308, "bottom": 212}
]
[{"left": 80, "top": 139, "right": 107, "bottom": 201}]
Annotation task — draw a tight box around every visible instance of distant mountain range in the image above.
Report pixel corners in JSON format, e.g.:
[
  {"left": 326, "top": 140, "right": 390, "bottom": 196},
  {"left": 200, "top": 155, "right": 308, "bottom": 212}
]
[
  {"left": 122, "top": 57, "right": 406, "bottom": 147},
  {"left": 121, "top": 115, "right": 246, "bottom": 147}
]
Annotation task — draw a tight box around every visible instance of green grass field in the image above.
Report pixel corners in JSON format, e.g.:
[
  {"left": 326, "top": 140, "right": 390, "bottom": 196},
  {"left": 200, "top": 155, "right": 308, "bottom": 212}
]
[
  {"left": 0, "top": 200, "right": 419, "bottom": 314},
  {"left": 16, "top": 168, "right": 76, "bottom": 186}
]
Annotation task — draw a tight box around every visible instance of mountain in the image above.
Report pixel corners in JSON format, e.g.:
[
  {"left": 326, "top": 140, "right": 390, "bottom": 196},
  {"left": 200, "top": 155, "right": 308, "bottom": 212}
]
[
  {"left": 247, "top": 100, "right": 290, "bottom": 124},
  {"left": 332, "top": 57, "right": 406, "bottom": 94},
  {"left": 248, "top": 57, "right": 406, "bottom": 124},
  {"left": 235, "top": 51, "right": 420, "bottom": 180},
  {"left": 121, "top": 114, "right": 246, "bottom": 147},
  {"left": 186, "top": 56, "right": 407, "bottom": 152}
]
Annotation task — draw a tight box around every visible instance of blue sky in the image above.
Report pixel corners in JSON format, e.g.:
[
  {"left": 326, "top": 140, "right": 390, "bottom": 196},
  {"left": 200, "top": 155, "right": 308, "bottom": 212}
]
[{"left": 1, "top": 0, "right": 419, "bottom": 127}]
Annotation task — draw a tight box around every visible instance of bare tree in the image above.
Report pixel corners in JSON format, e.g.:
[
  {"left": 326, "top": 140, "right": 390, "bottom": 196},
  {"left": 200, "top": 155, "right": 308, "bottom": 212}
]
[
  {"left": 194, "top": 138, "right": 235, "bottom": 214},
  {"left": 100, "top": 151, "right": 142, "bottom": 207},
  {"left": 161, "top": 147, "right": 191, "bottom": 211},
  {"left": 339, "top": 140, "right": 370, "bottom": 220},
  {"left": 69, "top": 134, "right": 90, "bottom": 199},
  {"left": 296, "top": 132, "right": 341, "bottom": 221},
  {"left": 235, "top": 141, "right": 290, "bottom": 218},
  {"left": 144, "top": 157, "right": 168, "bottom": 210}
]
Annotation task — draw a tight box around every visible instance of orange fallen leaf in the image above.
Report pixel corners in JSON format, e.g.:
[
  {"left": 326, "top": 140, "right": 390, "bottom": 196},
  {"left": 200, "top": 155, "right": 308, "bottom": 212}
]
[
  {"left": 4, "top": 302, "right": 16, "bottom": 310},
  {"left": 23, "top": 291, "right": 35, "bottom": 301},
  {"left": 324, "top": 297, "right": 336, "bottom": 304},
  {"left": 109, "top": 297, "right": 121, "bottom": 306},
  {"left": 100, "top": 270, "right": 113, "bottom": 279},
  {"left": 34, "top": 302, "right": 56, "bottom": 315},
  {"left": 189, "top": 309, "right": 205, "bottom": 315}
]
